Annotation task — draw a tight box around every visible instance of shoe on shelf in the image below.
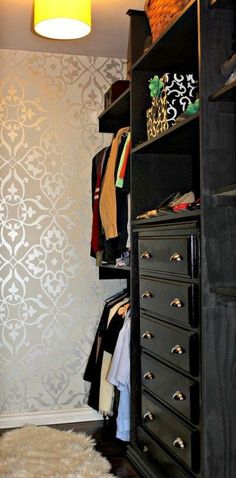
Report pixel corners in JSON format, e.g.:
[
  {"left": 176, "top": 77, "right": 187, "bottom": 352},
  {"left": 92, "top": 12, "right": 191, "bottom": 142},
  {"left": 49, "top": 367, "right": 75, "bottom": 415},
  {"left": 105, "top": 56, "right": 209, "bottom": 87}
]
[
  {"left": 136, "top": 191, "right": 181, "bottom": 219},
  {"left": 171, "top": 191, "right": 195, "bottom": 206},
  {"left": 173, "top": 195, "right": 200, "bottom": 212},
  {"left": 187, "top": 198, "right": 201, "bottom": 210},
  {"left": 136, "top": 191, "right": 195, "bottom": 219},
  {"left": 158, "top": 191, "right": 195, "bottom": 214}
]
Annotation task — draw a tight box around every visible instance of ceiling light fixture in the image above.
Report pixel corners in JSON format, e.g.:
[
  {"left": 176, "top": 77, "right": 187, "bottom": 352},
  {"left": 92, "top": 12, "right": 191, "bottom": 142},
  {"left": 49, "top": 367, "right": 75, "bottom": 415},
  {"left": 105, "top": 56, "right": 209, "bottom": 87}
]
[{"left": 34, "top": 0, "right": 91, "bottom": 40}]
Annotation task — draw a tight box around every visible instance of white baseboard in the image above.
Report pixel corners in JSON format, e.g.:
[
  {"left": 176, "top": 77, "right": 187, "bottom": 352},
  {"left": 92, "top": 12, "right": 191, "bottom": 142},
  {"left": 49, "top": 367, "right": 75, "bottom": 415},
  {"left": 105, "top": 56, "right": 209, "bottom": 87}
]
[{"left": 0, "top": 406, "right": 103, "bottom": 429}]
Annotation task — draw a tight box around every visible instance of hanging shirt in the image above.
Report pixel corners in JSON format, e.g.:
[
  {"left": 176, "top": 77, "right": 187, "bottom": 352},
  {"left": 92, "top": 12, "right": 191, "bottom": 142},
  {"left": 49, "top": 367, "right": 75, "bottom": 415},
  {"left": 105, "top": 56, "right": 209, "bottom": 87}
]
[
  {"left": 98, "top": 299, "right": 129, "bottom": 415},
  {"left": 99, "top": 127, "right": 129, "bottom": 240},
  {"left": 83, "top": 294, "right": 129, "bottom": 413},
  {"left": 107, "top": 310, "right": 131, "bottom": 441},
  {"left": 90, "top": 147, "right": 110, "bottom": 257},
  {"left": 116, "top": 132, "right": 131, "bottom": 189}
]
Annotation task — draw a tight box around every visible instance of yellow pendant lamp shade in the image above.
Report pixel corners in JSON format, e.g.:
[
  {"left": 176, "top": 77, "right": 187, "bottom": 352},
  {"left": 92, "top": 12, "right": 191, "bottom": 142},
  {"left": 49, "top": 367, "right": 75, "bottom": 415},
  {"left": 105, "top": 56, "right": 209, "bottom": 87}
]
[{"left": 34, "top": 0, "right": 91, "bottom": 40}]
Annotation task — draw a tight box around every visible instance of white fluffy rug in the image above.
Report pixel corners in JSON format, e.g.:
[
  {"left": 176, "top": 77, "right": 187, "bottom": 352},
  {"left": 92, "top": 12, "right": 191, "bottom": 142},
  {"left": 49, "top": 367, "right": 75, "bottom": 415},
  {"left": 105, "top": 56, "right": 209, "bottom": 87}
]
[{"left": 0, "top": 425, "right": 116, "bottom": 477}]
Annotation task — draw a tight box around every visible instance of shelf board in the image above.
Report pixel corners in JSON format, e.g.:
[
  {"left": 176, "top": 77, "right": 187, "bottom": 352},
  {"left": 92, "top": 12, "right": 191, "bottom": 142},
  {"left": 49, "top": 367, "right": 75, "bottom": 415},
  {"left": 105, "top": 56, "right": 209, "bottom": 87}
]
[
  {"left": 132, "top": 209, "right": 200, "bottom": 227},
  {"left": 209, "top": 80, "right": 236, "bottom": 102},
  {"left": 209, "top": 0, "right": 235, "bottom": 8},
  {"left": 99, "top": 264, "right": 130, "bottom": 280},
  {"left": 98, "top": 87, "right": 130, "bottom": 132},
  {"left": 132, "top": 0, "right": 198, "bottom": 73},
  {"left": 211, "top": 287, "right": 236, "bottom": 298},
  {"left": 214, "top": 184, "right": 236, "bottom": 196},
  {"left": 132, "top": 113, "right": 199, "bottom": 155}
]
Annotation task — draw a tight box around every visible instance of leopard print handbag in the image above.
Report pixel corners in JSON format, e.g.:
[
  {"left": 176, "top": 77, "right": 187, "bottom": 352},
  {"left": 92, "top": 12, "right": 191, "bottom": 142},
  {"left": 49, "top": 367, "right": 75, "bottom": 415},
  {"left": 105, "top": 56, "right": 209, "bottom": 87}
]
[{"left": 146, "top": 89, "right": 168, "bottom": 140}]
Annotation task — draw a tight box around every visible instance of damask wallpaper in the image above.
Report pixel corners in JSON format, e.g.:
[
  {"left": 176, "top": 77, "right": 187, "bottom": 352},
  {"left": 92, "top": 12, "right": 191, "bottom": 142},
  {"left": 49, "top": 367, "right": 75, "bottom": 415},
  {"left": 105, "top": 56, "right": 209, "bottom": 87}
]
[{"left": 0, "top": 49, "right": 126, "bottom": 417}]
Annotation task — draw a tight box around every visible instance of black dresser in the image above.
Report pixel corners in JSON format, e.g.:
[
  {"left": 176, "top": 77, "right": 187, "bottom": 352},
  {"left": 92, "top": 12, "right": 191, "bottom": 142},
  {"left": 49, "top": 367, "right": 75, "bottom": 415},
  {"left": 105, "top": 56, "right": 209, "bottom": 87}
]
[{"left": 132, "top": 220, "right": 200, "bottom": 477}]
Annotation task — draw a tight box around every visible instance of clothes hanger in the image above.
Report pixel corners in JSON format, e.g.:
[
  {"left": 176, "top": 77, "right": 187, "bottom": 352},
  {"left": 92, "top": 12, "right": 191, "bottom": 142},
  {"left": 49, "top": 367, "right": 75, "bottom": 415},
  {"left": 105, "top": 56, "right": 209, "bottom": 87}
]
[{"left": 105, "top": 288, "right": 129, "bottom": 305}]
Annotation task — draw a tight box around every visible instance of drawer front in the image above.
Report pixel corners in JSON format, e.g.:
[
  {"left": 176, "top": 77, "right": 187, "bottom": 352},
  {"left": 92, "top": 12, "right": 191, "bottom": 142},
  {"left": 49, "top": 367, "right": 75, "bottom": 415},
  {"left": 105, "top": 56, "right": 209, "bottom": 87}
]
[
  {"left": 137, "top": 426, "right": 191, "bottom": 478},
  {"left": 141, "top": 353, "right": 199, "bottom": 422},
  {"left": 139, "top": 236, "right": 197, "bottom": 278},
  {"left": 142, "top": 392, "right": 199, "bottom": 471},
  {"left": 140, "top": 277, "right": 197, "bottom": 327},
  {"left": 140, "top": 315, "right": 198, "bottom": 375}
]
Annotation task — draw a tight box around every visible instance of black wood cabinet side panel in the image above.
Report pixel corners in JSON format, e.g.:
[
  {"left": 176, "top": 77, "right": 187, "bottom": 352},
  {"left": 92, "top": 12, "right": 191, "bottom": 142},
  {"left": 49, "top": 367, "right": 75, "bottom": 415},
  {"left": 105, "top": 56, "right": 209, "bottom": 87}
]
[{"left": 199, "top": 1, "right": 236, "bottom": 476}]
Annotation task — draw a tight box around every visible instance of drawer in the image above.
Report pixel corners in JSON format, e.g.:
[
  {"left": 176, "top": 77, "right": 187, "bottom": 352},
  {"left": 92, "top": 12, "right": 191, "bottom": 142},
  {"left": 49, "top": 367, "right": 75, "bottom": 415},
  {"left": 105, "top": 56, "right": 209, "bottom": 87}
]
[
  {"left": 140, "top": 315, "right": 199, "bottom": 375},
  {"left": 140, "top": 277, "right": 197, "bottom": 328},
  {"left": 141, "top": 353, "right": 199, "bottom": 423},
  {"left": 137, "top": 426, "right": 192, "bottom": 478},
  {"left": 139, "top": 236, "right": 197, "bottom": 279},
  {"left": 142, "top": 392, "right": 199, "bottom": 471}
]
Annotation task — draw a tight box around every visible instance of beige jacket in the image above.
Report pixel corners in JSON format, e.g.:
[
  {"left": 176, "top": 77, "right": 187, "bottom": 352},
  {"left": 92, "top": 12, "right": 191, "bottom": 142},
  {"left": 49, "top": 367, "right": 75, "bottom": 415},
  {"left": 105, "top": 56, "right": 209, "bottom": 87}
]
[{"left": 99, "top": 127, "right": 129, "bottom": 240}]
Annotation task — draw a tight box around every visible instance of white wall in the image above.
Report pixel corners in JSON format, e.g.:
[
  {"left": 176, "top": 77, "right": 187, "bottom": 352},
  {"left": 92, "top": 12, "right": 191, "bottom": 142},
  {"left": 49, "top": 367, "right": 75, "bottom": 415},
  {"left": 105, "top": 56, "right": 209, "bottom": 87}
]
[{"left": 0, "top": 49, "right": 126, "bottom": 424}]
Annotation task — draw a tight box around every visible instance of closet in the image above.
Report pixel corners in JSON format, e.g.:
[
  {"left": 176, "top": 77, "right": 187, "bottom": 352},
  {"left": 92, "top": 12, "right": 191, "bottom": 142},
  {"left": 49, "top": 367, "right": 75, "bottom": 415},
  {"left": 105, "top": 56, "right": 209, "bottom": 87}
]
[{"left": 97, "top": 1, "right": 235, "bottom": 476}]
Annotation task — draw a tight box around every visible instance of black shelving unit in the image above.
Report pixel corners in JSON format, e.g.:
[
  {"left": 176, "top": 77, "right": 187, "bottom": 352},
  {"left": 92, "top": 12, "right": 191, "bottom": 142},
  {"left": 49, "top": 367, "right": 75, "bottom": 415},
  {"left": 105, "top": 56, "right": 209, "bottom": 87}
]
[
  {"left": 97, "top": 86, "right": 130, "bottom": 282},
  {"left": 98, "top": 87, "right": 130, "bottom": 133},
  {"left": 96, "top": 0, "right": 235, "bottom": 475},
  {"left": 98, "top": 264, "right": 130, "bottom": 280},
  {"left": 125, "top": 1, "right": 236, "bottom": 477},
  {"left": 132, "top": 0, "right": 198, "bottom": 74},
  {"left": 132, "top": 114, "right": 199, "bottom": 154}
]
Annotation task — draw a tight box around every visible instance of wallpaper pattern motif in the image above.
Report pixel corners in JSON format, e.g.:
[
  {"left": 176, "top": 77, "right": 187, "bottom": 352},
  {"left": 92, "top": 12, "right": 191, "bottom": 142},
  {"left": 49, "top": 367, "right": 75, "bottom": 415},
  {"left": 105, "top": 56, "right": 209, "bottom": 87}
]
[{"left": 0, "top": 50, "right": 126, "bottom": 415}]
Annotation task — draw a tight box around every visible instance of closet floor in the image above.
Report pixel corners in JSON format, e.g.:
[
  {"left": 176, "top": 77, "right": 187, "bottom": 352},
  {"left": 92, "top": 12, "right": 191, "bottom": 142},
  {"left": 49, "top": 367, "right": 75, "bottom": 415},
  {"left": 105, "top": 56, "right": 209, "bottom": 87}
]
[
  {"left": 58, "top": 419, "right": 140, "bottom": 477},
  {"left": 0, "top": 419, "right": 140, "bottom": 478}
]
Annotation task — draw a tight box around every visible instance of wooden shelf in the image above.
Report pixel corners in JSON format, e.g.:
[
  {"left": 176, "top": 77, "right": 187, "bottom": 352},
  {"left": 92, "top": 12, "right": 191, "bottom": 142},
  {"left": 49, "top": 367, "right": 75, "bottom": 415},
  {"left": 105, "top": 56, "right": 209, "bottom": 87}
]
[
  {"left": 132, "top": 0, "right": 198, "bottom": 74},
  {"left": 214, "top": 184, "right": 236, "bottom": 196},
  {"left": 209, "top": 80, "right": 236, "bottom": 102},
  {"left": 132, "top": 114, "right": 199, "bottom": 155},
  {"left": 211, "top": 287, "right": 236, "bottom": 297},
  {"left": 132, "top": 209, "right": 200, "bottom": 227},
  {"left": 98, "top": 87, "right": 130, "bottom": 132},
  {"left": 209, "top": 0, "right": 235, "bottom": 9},
  {"left": 99, "top": 264, "right": 130, "bottom": 280}
]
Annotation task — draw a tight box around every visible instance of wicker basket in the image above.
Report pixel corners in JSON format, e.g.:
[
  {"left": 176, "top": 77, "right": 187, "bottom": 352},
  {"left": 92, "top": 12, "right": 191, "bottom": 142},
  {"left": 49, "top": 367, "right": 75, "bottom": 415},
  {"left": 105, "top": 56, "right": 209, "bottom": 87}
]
[{"left": 144, "top": 0, "right": 191, "bottom": 43}]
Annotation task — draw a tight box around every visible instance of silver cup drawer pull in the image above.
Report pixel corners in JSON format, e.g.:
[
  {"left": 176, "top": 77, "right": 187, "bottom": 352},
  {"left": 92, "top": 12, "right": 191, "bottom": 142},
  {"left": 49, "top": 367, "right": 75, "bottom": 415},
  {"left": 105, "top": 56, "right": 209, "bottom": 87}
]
[
  {"left": 172, "top": 391, "right": 186, "bottom": 401},
  {"left": 143, "top": 411, "right": 155, "bottom": 422},
  {"left": 141, "top": 251, "right": 152, "bottom": 260},
  {"left": 170, "top": 252, "right": 183, "bottom": 262},
  {"left": 171, "top": 344, "right": 184, "bottom": 355},
  {"left": 173, "top": 437, "right": 185, "bottom": 450},
  {"left": 141, "top": 291, "right": 153, "bottom": 299},
  {"left": 143, "top": 371, "right": 155, "bottom": 381},
  {"left": 170, "top": 298, "right": 183, "bottom": 308},
  {"left": 142, "top": 331, "right": 153, "bottom": 340}
]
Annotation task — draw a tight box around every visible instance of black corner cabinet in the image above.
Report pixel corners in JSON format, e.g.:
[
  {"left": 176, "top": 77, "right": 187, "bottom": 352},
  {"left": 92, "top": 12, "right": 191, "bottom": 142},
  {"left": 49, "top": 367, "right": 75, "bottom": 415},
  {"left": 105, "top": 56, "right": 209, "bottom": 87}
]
[{"left": 98, "top": 1, "right": 236, "bottom": 476}]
